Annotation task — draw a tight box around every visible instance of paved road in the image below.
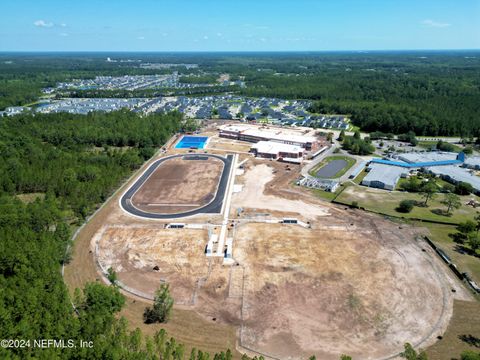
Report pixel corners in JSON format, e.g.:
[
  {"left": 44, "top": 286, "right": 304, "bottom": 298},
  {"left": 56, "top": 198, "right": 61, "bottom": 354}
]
[{"left": 120, "top": 153, "right": 233, "bottom": 219}]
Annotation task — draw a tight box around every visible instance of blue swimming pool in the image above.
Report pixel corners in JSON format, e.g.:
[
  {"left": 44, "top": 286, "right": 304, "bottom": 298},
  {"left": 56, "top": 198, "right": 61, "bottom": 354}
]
[{"left": 175, "top": 136, "right": 209, "bottom": 149}]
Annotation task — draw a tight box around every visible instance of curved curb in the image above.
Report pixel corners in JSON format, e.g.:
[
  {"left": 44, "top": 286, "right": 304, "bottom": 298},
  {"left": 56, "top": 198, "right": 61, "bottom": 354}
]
[{"left": 119, "top": 153, "right": 233, "bottom": 219}]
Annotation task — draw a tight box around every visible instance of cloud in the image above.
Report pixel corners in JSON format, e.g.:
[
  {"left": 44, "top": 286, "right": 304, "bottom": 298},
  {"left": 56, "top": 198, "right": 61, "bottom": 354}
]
[
  {"left": 60, "top": 23, "right": 67, "bottom": 27},
  {"left": 421, "top": 19, "right": 451, "bottom": 28},
  {"left": 34, "top": 20, "right": 54, "bottom": 28},
  {"left": 137, "top": 36, "right": 145, "bottom": 40},
  {"left": 59, "top": 32, "right": 68, "bottom": 37},
  {"left": 203, "top": 35, "right": 209, "bottom": 40}
]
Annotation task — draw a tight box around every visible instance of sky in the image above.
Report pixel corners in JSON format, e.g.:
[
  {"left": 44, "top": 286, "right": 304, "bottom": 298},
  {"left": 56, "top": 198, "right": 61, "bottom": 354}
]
[{"left": 0, "top": 0, "right": 479, "bottom": 51}]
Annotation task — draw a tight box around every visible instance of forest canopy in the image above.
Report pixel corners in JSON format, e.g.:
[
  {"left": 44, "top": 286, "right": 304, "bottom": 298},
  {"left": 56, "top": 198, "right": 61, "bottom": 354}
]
[
  {"left": 1, "top": 52, "right": 479, "bottom": 137},
  {"left": 0, "top": 110, "right": 198, "bottom": 359}
]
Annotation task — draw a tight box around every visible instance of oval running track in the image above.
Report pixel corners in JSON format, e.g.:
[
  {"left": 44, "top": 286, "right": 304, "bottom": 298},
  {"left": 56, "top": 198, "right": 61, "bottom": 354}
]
[{"left": 120, "top": 153, "right": 233, "bottom": 219}]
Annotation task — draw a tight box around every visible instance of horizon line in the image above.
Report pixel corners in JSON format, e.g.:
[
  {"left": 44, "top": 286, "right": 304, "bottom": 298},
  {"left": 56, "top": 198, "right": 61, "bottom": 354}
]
[{"left": 1, "top": 49, "right": 480, "bottom": 54}]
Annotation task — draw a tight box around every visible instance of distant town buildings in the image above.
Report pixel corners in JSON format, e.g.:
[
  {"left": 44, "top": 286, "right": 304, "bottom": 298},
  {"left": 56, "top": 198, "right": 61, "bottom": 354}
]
[
  {"left": 34, "top": 94, "right": 350, "bottom": 130},
  {"left": 36, "top": 98, "right": 146, "bottom": 114},
  {"left": 0, "top": 106, "right": 30, "bottom": 117},
  {"left": 139, "top": 63, "right": 199, "bottom": 69}
]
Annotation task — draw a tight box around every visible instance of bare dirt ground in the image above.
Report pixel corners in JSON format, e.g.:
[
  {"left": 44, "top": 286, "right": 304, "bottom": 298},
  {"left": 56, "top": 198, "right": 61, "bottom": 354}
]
[
  {"left": 132, "top": 156, "right": 223, "bottom": 214},
  {"left": 232, "top": 221, "right": 456, "bottom": 359},
  {"left": 218, "top": 74, "right": 231, "bottom": 83},
  {"left": 65, "top": 143, "right": 471, "bottom": 360},
  {"left": 232, "top": 162, "right": 329, "bottom": 220},
  {"left": 96, "top": 226, "right": 210, "bottom": 304},
  {"left": 206, "top": 136, "right": 253, "bottom": 153}
]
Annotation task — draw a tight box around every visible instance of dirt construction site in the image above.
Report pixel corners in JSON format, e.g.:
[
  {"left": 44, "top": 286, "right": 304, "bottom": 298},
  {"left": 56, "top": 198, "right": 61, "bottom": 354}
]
[
  {"left": 84, "top": 129, "right": 475, "bottom": 359},
  {"left": 130, "top": 156, "right": 224, "bottom": 214}
]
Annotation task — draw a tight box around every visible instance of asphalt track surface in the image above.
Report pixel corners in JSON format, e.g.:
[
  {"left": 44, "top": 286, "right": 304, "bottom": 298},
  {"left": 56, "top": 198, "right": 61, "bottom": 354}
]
[{"left": 120, "top": 154, "right": 233, "bottom": 219}]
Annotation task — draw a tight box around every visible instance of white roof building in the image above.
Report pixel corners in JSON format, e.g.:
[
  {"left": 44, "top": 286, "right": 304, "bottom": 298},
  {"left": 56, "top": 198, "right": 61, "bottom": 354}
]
[
  {"left": 427, "top": 165, "right": 480, "bottom": 193},
  {"left": 251, "top": 141, "right": 303, "bottom": 156},
  {"left": 219, "top": 124, "right": 316, "bottom": 148},
  {"left": 362, "top": 164, "right": 407, "bottom": 191},
  {"left": 397, "top": 151, "right": 458, "bottom": 164},
  {"left": 464, "top": 157, "right": 480, "bottom": 170}
]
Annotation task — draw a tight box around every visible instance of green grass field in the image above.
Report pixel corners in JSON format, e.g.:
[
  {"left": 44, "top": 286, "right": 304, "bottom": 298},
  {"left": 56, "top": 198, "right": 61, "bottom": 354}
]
[
  {"left": 421, "top": 222, "right": 480, "bottom": 286},
  {"left": 309, "top": 155, "right": 356, "bottom": 179},
  {"left": 395, "top": 176, "right": 454, "bottom": 191},
  {"left": 418, "top": 141, "right": 463, "bottom": 152},
  {"left": 353, "top": 169, "right": 369, "bottom": 184},
  {"left": 15, "top": 193, "right": 45, "bottom": 203},
  {"left": 335, "top": 185, "right": 479, "bottom": 225},
  {"left": 426, "top": 300, "right": 480, "bottom": 360},
  {"left": 311, "top": 183, "right": 349, "bottom": 202}
]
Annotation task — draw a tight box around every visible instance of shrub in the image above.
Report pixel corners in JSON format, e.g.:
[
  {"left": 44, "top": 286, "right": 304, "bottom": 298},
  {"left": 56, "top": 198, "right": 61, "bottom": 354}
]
[
  {"left": 455, "top": 181, "right": 474, "bottom": 195},
  {"left": 436, "top": 140, "right": 455, "bottom": 152},
  {"left": 461, "top": 350, "right": 480, "bottom": 360},
  {"left": 144, "top": 283, "right": 174, "bottom": 324},
  {"left": 397, "top": 200, "right": 415, "bottom": 213},
  {"left": 463, "top": 146, "right": 473, "bottom": 155},
  {"left": 107, "top": 267, "right": 117, "bottom": 285}
]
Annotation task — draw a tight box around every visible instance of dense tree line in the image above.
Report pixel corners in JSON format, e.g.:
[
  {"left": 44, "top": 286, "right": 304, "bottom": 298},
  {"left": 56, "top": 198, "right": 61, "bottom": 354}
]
[
  {"left": 63, "top": 85, "right": 240, "bottom": 99},
  {"left": 340, "top": 131, "right": 375, "bottom": 155},
  {"left": 179, "top": 74, "right": 219, "bottom": 84},
  {"left": 238, "top": 54, "right": 480, "bottom": 137},
  {"left": 0, "top": 110, "right": 205, "bottom": 359},
  {"left": 0, "top": 111, "right": 182, "bottom": 220}
]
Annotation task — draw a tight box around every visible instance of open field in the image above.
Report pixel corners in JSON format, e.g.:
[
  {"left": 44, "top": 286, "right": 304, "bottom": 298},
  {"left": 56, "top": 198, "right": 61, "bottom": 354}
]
[
  {"left": 426, "top": 300, "right": 480, "bottom": 360},
  {"left": 422, "top": 222, "right": 480, "bottom": 286},
  {"left": 335, "top": 185, "right": 479, "bottom": 224},
  {"left": 119, "top": 298, "right": 240, "bottom": 358},
  {"left": 232, "top": 162, "right": 330, "bottom": 220},
  {"left": 311, "top": 186, "right": 347, "bottom": 201},
  {"left": 131, "top": 156, "right": 224, "bottom": 214},
  {"left": 206, "top": 136, "right": 252, "bottom": 153},
  {"left": 418, "top": 141, "right": 463, "bottom": 152},
  {"left": 92, "top": 188, "right": 467, "bottom": 359},
  {"left": 231, "top": 220, "right": 467, "bottom": 359},
  {"left": 15, "top": 192, "right": 45, "bottom": 204},
  {"left": 96, "top": 226, "right": 210, "bottom": 303},
  {"left": 309, "top": 155, "right": 356, "bottom": 179}
]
